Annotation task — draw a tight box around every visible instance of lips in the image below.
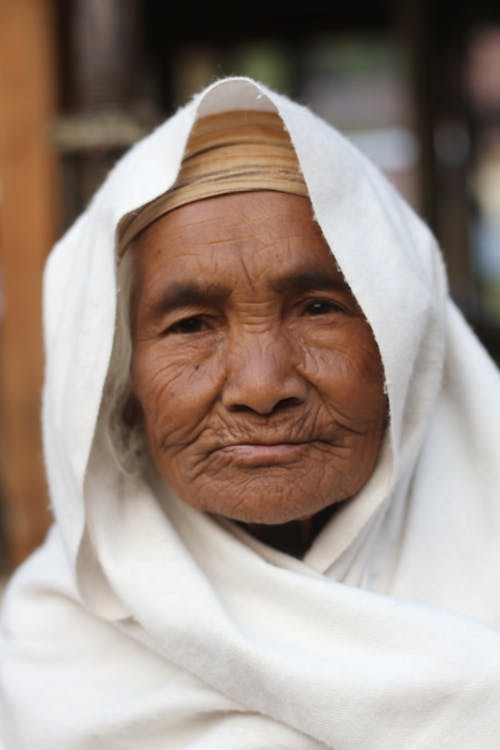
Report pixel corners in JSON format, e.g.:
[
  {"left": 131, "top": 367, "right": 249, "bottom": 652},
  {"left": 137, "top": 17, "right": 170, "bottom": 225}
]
[{"left": 215, "top": 440, "right": 323, "bottom": 466}]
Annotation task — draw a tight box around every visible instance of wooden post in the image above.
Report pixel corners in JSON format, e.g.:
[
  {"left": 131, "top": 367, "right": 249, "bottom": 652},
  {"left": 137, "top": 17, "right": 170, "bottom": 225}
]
[{"left": 0, "top": 0, "right": 58, "bottom": 568}]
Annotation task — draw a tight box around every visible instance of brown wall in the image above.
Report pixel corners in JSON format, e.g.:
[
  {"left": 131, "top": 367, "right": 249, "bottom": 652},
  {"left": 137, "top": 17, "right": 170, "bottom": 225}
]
[{"left": 0, "top": 0, "right": 58, "bottom": 568}]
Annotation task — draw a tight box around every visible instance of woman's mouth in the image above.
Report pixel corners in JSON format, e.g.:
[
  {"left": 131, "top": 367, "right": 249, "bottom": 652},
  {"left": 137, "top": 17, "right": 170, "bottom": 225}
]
[{"left": 217, "top": 441, "right": 314, "bottom": 465}]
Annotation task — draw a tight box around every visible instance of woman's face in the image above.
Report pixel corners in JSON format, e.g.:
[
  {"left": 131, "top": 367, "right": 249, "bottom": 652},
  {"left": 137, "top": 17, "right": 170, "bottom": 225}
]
[{"left": 131, "top": 191, "right": 387, "bottom": 524}]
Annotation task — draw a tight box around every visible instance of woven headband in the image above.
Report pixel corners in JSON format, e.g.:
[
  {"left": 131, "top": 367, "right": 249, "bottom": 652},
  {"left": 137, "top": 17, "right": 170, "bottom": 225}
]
[{"left": 117, "top": 110, "right": 309, "bottom": 255}]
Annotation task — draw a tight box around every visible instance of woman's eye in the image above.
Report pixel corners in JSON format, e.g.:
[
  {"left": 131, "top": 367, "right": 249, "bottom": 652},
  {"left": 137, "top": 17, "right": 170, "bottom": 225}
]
[
  {"left": 304, "top": 300, "right": 343, "bottom": 316},
  {"left": 167, "top": 316, "right": 207, "bottom": 334}
]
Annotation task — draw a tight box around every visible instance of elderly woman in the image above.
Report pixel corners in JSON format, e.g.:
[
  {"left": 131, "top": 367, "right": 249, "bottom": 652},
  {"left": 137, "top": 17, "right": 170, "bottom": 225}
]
[{"left": 1, "top": 77, "right": 500, "bottom": 749}]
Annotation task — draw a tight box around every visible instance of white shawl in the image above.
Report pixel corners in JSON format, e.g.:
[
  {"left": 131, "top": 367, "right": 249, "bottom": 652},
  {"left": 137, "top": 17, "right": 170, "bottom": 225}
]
[{"left": 2, "top": 77, "right": 500, "bottom": 749}]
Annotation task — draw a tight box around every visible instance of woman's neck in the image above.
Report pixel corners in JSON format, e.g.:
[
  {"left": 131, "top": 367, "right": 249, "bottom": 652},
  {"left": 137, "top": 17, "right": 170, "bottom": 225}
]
[{"left": 239, "top": 504, "right": 337, "bottom": 558}]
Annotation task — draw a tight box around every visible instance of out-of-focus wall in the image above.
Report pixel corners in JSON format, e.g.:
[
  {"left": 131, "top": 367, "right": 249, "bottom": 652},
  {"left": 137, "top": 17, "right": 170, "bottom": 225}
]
[{"left": 0, "top": 0, "right": 58, "bottom": 568}]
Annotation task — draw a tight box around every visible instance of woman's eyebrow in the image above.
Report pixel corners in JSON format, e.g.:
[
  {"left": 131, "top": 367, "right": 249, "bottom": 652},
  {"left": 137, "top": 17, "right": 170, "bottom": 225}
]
[
  {"left": 146, "top": 269, "right": 348, "bottom": 317},
  {"left": 149, "top": 282, "right": 231, "bottom": 315},
  {"left": 271, "top": 268, "right": 347, "bottom": 295}
]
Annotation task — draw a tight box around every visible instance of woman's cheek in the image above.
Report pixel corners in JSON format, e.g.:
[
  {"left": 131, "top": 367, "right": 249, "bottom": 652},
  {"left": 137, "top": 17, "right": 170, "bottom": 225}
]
[
  {"left": 133, "top": 338, "right": 223, "bottom": 447},
  {"left": 298, "top": 327, "right": 385, "bottom": 423}
]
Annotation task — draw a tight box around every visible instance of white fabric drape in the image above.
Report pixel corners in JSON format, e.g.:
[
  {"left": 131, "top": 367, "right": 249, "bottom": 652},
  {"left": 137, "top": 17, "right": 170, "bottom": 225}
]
[{"left": 1, "top": 77, "right": 500, "bottom": 749}]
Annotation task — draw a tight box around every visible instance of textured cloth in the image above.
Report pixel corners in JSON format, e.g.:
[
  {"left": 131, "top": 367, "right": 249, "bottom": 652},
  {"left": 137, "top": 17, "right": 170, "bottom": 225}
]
[
  {"left": 117, "top": 109, "right": 309, "bottom": 254},
  {"left": 1, "top": 76, "right": 500, "bottom": 749}
]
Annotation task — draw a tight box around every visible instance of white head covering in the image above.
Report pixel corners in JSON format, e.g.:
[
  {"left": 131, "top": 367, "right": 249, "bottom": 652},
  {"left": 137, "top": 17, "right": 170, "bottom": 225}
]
[{"left": 2, "top": 77, "right": 500, "bottom": 749}]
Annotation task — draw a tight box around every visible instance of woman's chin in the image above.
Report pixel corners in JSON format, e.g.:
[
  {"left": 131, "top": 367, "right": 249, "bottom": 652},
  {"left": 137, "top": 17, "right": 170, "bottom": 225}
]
[{"left": 181, "top": 482, "right": 338, "bottom": 526}]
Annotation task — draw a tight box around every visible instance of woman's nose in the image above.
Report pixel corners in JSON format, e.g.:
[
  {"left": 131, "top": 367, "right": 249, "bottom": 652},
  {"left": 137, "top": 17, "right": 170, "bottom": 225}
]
[{"left": 221, "top": 329, "right": 308, "bottom": 416}]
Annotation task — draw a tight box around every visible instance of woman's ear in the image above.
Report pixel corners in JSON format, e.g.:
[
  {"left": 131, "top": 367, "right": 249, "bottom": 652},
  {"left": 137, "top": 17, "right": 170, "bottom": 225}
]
[{"left": 122, "top": 392, "right": 144, "bottom": 428}]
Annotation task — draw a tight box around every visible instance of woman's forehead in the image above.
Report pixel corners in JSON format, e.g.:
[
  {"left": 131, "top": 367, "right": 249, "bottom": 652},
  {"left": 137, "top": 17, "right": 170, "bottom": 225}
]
[
  {"left": 128, "top": 192, "right": 362, "bottom": 328},
  {"left": 132, "top": 191, "right": 344, "bottom": 287}
]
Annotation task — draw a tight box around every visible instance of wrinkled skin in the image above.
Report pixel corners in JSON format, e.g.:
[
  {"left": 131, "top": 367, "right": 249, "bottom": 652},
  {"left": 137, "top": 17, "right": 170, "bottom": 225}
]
[{"left": 131, "top": 191, "right": 387, "bottom": 526}]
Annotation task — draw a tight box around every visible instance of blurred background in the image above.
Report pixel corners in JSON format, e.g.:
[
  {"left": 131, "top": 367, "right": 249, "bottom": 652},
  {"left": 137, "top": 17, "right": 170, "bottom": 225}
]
[{"left": 1, "top": 0, "right": 500, "bottom": 572}]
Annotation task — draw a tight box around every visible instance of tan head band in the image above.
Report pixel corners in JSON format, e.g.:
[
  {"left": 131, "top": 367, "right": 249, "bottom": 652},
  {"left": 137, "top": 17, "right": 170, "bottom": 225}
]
[{"left": 117, "top": 110, "right": 309, "bottom": 255}]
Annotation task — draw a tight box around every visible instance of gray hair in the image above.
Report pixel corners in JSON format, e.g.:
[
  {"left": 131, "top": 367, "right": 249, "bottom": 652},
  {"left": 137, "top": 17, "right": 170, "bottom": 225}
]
[{"left": 101, "top": 246, "right": 146, "bottom": 475}]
